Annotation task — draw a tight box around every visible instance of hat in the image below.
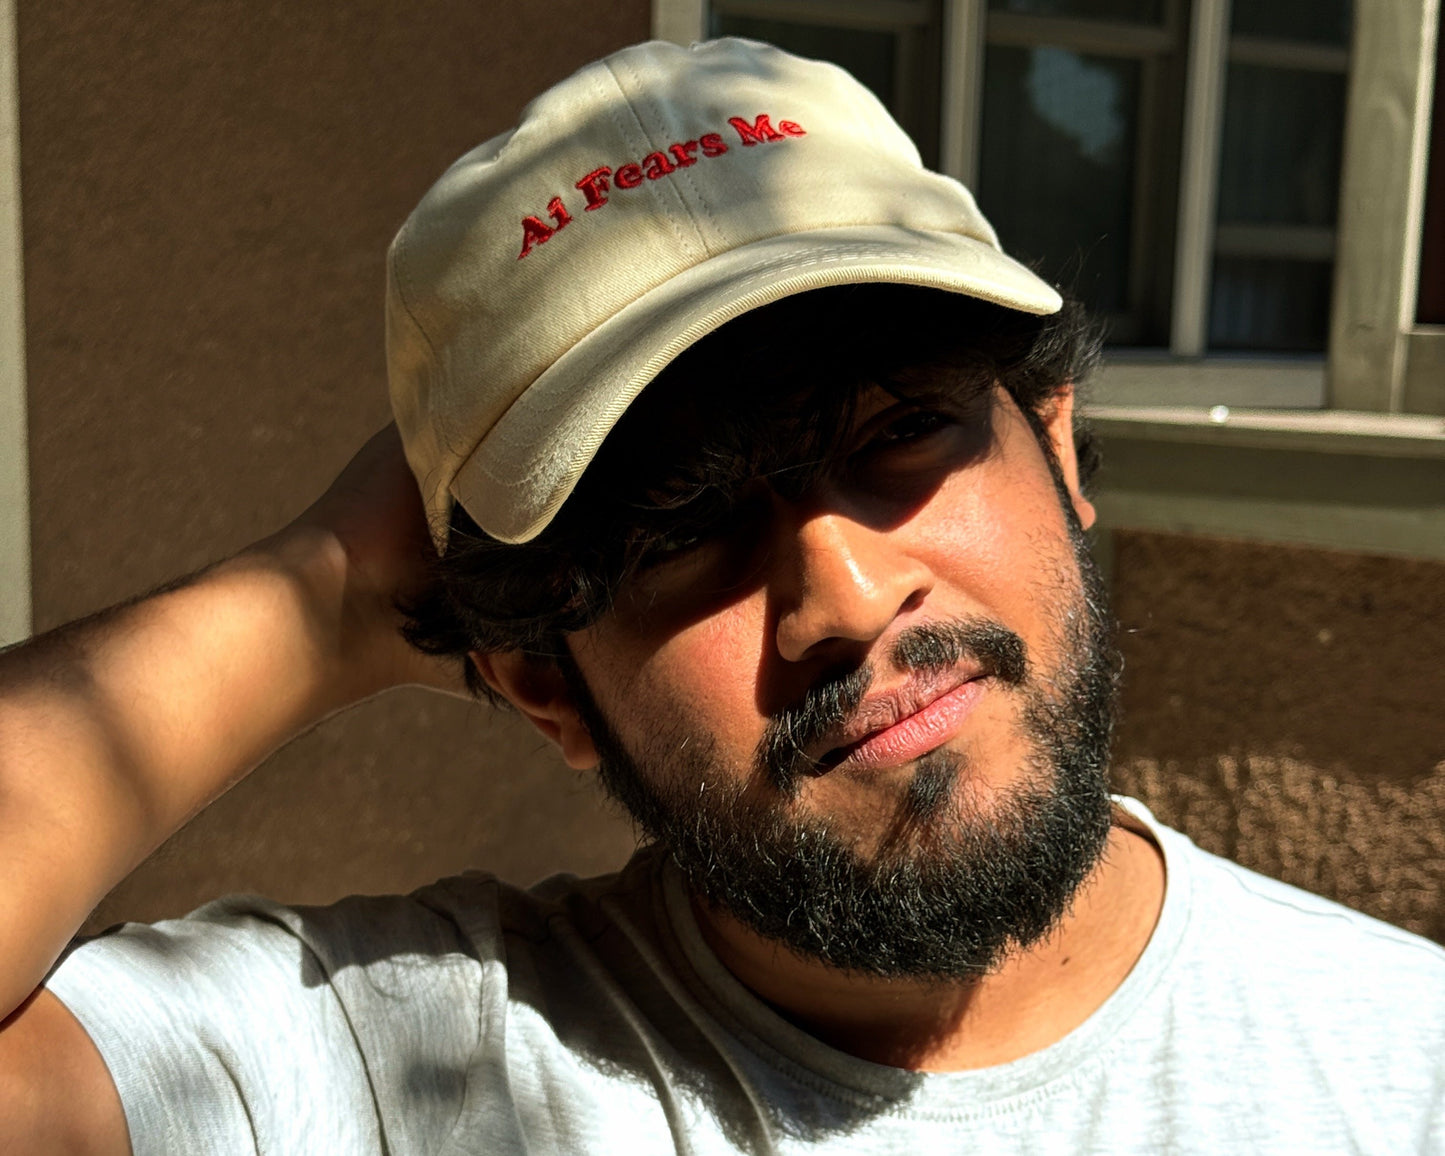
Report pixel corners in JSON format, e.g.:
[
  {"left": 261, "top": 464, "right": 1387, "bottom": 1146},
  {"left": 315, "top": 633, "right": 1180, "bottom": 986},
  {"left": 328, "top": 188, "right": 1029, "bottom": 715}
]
[{"left": 386, "top": 37, "right": 1062, "bottom": 549}]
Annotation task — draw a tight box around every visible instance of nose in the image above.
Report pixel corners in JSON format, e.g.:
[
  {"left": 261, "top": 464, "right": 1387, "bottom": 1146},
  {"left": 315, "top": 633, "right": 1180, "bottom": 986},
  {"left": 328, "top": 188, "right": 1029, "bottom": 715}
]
[{"left": 771, "top": 505, "right": 934, "bottom": 664}]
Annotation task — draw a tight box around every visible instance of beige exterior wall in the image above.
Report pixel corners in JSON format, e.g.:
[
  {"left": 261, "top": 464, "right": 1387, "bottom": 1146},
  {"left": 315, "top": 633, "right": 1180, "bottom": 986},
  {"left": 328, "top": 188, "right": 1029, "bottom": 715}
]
[{"left": 17, "top": 0, "right": 647, "bottom": 929}]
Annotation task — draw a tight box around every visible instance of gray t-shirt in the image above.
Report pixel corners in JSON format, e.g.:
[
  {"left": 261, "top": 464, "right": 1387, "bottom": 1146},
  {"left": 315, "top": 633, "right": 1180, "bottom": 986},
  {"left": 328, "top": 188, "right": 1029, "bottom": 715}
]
[{"left": 48, "top": 798, "right": 1445, "bottom": 1154}]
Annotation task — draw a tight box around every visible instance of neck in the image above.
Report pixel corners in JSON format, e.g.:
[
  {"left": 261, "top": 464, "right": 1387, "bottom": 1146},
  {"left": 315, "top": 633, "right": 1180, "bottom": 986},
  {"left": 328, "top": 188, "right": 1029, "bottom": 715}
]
[{"left": 688, "top": 814, "right": 1166, "bottom": 1071}]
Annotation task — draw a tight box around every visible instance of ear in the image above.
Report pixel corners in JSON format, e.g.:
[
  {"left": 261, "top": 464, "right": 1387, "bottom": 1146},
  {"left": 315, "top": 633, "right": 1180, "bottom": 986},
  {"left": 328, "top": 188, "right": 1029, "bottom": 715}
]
[
  {"left": 469, "top": 650, "right": 600, "bottom": 770},
  {"left": 1039, "top": 384, "right": 1096, "bottom": 532}
]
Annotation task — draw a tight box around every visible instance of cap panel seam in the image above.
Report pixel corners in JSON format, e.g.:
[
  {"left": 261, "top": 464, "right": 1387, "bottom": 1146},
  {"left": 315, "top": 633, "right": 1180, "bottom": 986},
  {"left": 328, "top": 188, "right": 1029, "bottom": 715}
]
[
  {"left": 606, "top": 53, "right": 712, "bottom": 262},
  {"left": 600, "top": 54, "right": 705, "bottom": 263}
]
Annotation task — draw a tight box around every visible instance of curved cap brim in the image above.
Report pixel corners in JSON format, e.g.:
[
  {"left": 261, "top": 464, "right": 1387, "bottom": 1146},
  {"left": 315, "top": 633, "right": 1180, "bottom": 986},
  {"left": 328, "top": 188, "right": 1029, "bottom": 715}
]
[{"left": 451, "top": 224, "right": 1062, "bottom": 545}]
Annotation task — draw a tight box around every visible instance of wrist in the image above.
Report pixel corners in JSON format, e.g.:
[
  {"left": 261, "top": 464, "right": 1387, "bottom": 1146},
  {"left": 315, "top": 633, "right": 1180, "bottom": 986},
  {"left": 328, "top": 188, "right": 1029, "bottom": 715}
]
[{"left": 245, "top": 522, "right": 415, "bottom": 707}]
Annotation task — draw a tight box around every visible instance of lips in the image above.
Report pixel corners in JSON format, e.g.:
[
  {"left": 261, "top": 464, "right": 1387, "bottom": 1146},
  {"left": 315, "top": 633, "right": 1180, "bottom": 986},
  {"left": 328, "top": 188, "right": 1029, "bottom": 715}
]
[{"left": 815, "top": 670, "right": 988, "bottom": 772}]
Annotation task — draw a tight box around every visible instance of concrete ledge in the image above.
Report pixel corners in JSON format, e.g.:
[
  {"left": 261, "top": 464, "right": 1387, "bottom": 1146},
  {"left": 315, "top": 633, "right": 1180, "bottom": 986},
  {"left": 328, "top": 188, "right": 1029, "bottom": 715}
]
[
  {"left": 1088, "top": 410, "right": 1445, "bottom": 561},
  {"left": 1090, "top": 359, "right": 1327, "bottom": 409},
  {"left": 1085, "top": 404, "right": 1445, "bottom": 460}
]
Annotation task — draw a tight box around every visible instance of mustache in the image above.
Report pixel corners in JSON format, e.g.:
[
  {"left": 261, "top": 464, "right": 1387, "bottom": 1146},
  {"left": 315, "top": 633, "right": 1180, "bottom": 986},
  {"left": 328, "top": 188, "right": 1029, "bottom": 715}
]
[{"left": 756, "top": 618, "right": 1028, "bottom": 795}]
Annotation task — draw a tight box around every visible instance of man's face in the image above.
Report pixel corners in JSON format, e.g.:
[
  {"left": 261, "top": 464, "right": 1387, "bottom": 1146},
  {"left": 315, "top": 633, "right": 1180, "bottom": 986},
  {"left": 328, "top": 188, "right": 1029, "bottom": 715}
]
[{"left": 546, "top": 383, "right": 1118, "bottom": 979}]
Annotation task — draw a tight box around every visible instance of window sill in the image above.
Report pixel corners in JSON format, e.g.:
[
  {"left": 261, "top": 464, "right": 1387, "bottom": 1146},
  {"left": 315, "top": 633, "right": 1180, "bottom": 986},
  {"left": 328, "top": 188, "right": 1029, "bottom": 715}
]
[
  {"left": 1082, "top": 405, "right": 1445, "bottom": 564},
  {"left": 1083, "top": 404, "right": 1445, "bottom": 460},
  {"left": 1090, "top": 357, "right": 1326, "bottom": 409}
]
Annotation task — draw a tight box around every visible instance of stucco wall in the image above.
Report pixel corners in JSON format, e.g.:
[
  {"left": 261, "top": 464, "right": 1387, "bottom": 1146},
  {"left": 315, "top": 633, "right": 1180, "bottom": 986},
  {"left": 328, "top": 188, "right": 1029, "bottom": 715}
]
[
  {"left": 17, "top": 1, "right": 649, "bottom": 930},
  {"left": 1110, "top": 530, "right": 1445, "bottom": 943}
]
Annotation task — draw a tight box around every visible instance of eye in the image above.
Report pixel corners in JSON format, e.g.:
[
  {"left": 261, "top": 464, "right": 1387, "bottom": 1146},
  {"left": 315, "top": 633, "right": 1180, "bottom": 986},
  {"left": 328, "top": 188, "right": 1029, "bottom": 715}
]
[
  {"left": 642, "top": 526, "right": 709, "bottom": 564},
  {"left": 636, "top": 488, "right": 771, "bottom": 574},
  {"left": 871, "top": 408, "right": 953, "bottom": 446},
  {"left": 842, "top": 400, "right": 994, "bottom": 499},
  {"left": 853, "top": 407, "right": 963, "bottom": 465},
  {"left": 632, "top": 516, "right": 712, "bottom": 573}
]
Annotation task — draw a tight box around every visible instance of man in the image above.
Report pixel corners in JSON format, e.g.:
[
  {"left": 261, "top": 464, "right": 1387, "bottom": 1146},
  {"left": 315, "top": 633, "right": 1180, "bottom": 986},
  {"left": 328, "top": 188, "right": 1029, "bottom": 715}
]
[{"left": 1, "top": 37, "right": 1442, "bottom": 1154}]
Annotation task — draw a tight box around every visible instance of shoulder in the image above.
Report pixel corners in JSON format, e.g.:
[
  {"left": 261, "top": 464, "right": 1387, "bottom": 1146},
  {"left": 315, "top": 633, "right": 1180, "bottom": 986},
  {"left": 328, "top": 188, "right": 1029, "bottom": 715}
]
[
  {"left": 1118, "top": 797, "right": 1445, "bottom": 1048},
  {"left": 1164, "top": 822, "right": 1445, "bottom": 986},
  {"left": 45, "top": 856, "right": 657, "bottom": 1155},
  {"left": 1114, "top": 800, "right": 1445, "bottom": 1143},
  {"left": 45, "top": 894, "right": 392, "bottom": 1153},
  {"left": 51, "top": 854, "right": 657, "bottom": 1033},
  {"left": 1117, "top": 796, "right": 1445, "bottom": 986},
  {"left": 1133, "top": 800, "right": 1445, "bottom": 1069}
]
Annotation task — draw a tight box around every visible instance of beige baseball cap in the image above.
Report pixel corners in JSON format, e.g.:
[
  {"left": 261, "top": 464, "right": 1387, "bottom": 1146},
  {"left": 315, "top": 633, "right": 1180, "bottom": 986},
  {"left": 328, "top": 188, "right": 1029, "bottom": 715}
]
[{"left": 386, "top": 37, "right": 1062, "bottom": 549}]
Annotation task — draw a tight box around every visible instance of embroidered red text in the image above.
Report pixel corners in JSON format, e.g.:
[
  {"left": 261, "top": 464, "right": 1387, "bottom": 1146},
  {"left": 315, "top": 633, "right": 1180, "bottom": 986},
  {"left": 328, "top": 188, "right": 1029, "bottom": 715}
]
[
  {"left": 516, "top": 115, "right": 805, "bottom": 259},
  {"left": 516, "top": 196, "right": 574, "bottom": 259}
]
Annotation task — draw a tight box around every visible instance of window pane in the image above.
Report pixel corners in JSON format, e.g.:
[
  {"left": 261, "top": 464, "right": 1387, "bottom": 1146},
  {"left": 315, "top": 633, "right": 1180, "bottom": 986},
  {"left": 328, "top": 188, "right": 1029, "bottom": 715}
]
[
  {"left": 987, "top": 0, "right": 1163, "bottom": 22},
  {"left": 1216, "top": 64, "right": 1346, "bottom": 227},
  {"left": 709, "top": 14, "right": 941, "bottom": 166},
  {"left": 1231, "top": 0, "right": 1351, "bottom": 47},
  {"left": 710, "top": 17, "right": 896, "bottom": 112},
  {"left": 979, "top": 45, "right": 1140, "bottom": 315},
  {"left": 1209, "top": 257, "right": 1332, "bottom": 352}
]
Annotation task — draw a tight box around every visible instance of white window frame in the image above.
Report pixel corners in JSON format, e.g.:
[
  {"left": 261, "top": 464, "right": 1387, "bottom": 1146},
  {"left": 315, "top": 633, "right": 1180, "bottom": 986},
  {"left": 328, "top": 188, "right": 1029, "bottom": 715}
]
[
  {"left": 0, "top": 0, "right": 28, "bottom": 648},
  {"left": 1329, "top": 0, "right": 1441, "bottom": 414},
  {"left": 1089, "top": 0, "right": 1443, "bottom": 562},
  {"left": 936, "top": 0, "right": 1421, "bottom": 416}
]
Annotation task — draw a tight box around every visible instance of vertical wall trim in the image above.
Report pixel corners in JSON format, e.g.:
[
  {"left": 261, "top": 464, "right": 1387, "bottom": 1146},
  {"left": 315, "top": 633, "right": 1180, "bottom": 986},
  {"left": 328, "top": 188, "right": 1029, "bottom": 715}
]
[
  {"left": 0, "top": 0, "right": 28, "bottom": 647},
  {"left": 652, "top": 0, "right": 707, "bottom": 46},
  {"left": 940, "top": 0, "right": 985, "bottom": 188},
  {"left": 1328, "top": 0, "right": 1440, "bottom": 412},
  {"left": 1169, "top": 0, "right": 1231, "bottom": 358}
]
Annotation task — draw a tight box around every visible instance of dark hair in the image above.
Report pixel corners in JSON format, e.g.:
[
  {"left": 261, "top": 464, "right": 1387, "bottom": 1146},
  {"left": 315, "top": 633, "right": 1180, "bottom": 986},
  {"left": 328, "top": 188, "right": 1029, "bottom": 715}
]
[{"left": 399, "top": 284, "right": 1103, "bottom": 699}]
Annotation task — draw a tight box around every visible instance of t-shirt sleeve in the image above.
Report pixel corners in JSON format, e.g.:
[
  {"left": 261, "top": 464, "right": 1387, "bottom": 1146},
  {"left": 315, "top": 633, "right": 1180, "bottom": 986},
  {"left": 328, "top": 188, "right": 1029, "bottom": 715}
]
[{"left": 45, "top": 887, "right": 495, "bottom": 1156}]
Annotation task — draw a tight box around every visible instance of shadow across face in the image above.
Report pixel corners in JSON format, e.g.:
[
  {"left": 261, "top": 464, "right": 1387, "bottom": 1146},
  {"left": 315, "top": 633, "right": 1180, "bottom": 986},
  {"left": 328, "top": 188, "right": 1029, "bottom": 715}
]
[{"left": 559, "top": 497, "right": 1121, "bottom": 983}]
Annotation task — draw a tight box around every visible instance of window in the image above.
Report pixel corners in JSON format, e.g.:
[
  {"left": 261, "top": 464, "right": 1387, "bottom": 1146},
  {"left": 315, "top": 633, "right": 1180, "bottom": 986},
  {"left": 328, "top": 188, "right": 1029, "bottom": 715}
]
[
  {"left": 708, "top": 1, "right": 1353, "bottom": 365},
  {"left": 655, "top": 0, "right": 1444, "bottom": 559},
  {"left": 1205, "top": 3, "right": 1350, "bottom": 355},
  {"left": 679, "top": 0, "right": 1441, "bottom": 415},
  {"left": 708, "top": 1, "right": 945, "bottom": 167},
  {"left": 973, "top": 3, "right": 1180, "bottom": 349}
]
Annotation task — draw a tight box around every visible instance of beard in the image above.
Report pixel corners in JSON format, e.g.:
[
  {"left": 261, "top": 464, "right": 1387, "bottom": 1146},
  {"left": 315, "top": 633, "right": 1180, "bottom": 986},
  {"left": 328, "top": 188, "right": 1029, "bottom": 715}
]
[{"left": 559, "top": 511, "right": 1121, "bottom": 982}]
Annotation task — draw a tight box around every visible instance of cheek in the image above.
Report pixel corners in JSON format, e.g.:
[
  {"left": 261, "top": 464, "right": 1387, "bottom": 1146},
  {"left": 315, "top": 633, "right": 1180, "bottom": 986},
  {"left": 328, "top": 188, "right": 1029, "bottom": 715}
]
[
  {"left": 588, "top": 595, "right": 768, "bottom": 749},
  {"left": 921, "top": 427, "right": 1081, "bottom": 642},
  {"left": 656, "top": 602, "right": 760, "bottom": 707},
  {"left": 930, "top": 464, "right": 1068, "bottom": 585}
]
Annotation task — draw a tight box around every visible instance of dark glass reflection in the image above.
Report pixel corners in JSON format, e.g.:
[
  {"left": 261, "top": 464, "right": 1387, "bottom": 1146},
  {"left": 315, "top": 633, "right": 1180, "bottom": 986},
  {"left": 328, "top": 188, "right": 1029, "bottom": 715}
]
[
  {"left": 1209, "top": 257, "right": 1333, "bottom": 351},
  {"left": 1217, "top": 65, "right": 1346, "bottom": 227},
  {"left": 711, "top": 16, "right": 896, "bottom": 114},
  {"left": 1231, "top": 0, "right": 1351, "bottom": 47},
  {"left": 987, "top": 0, "right": 1162, "bottom": 22},
  {"left": 979, "top": 45, "right": 1140, "bottom": 315}
]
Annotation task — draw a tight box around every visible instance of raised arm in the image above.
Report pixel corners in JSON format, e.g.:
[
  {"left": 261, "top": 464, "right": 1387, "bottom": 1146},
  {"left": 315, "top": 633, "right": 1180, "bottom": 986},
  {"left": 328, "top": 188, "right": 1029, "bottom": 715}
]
[{"left": 0, "top": 425, "right": 466, "bottom": 1133}]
